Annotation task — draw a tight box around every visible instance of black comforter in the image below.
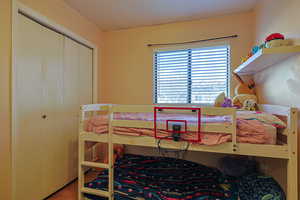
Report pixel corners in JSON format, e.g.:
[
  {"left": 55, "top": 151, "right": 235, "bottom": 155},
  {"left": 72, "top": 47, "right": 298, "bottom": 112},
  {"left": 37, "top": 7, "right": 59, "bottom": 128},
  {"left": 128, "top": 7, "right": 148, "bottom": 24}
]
[{"left": 85, "top": 154, "right": 238, "bottom": 200}]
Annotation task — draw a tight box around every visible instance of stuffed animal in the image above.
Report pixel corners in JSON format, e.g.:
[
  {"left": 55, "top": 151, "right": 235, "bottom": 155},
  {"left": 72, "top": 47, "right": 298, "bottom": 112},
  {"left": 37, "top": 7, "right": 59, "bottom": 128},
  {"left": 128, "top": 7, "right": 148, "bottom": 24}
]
[
  {"left": 221, "top": 97, "right": 233, "bottom": 108},
  {"left": 214, "top": 73, "right": 257, "bottom": 110},
  {"left": 243, "top": 98, "right": 258, "bottom": 111},
  {"left": 252, "top": 45, "right": 260, "bottom": 55},
  {"left": 214, "top": 92, "right": 234, "bottom": 108},
  {"left": 242, "top": 33, "right": 292, "bottom": 64},
  {"left": 264, "top": 33, "right": 292, "bottom": 48},
  {"left": 251, "top": 44, "right": 265, "bottom": 55},
  {"left": 265, "top": 33, "right": 285, "bottom": 42},
  {"left": 214, "top": 92, "right": 226, "bottom": 107},
  {"left": 232, "top": 94, "right": 257, "bottom": 109},
  {"left": 232, "top": 73, "right": 258, "bottom": 110}
]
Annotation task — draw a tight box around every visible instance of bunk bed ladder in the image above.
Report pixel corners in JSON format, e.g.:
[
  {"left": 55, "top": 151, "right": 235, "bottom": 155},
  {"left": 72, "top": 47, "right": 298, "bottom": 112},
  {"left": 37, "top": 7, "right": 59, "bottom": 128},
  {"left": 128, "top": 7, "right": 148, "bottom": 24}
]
[
  {"left": 78, "top": 106, "right": 85, "bottom": 200},
  {"left": 78, "top": 105, "right": 114, "bottom": 200}
]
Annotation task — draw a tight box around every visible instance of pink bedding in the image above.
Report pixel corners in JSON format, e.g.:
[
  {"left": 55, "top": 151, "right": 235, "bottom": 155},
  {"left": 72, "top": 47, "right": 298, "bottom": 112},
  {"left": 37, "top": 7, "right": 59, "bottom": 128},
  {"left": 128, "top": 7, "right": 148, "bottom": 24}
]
[{"left": 85, "top": 111, "right": 286, "bottom": 145}]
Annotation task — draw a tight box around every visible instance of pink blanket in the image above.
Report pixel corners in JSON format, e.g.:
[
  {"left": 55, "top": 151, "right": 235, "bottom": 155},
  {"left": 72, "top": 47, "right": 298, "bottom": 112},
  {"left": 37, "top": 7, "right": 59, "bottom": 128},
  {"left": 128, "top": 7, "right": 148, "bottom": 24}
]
[{"left": 85, "top": 111, "right": 285, "bottom": 145}]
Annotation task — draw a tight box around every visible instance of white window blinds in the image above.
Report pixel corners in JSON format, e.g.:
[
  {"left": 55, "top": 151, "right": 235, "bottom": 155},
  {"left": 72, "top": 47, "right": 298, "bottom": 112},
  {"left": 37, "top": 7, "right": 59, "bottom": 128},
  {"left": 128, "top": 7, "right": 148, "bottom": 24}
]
[{"left": 154, "top": 45, "right": 230, "bottom": 104}]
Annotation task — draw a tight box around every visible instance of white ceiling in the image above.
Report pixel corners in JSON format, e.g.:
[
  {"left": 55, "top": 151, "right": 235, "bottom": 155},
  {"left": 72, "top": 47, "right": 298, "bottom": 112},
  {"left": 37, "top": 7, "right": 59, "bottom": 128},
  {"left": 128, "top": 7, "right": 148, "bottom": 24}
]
[{"left": 64, "top": 0, "right": 258, "bottom": 31}]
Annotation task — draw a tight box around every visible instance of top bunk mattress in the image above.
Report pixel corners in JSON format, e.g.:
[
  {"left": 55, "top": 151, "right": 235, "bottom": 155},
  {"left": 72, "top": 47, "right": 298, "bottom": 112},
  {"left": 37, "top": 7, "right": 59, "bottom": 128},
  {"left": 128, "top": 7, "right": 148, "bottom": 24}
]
[{"left": 84, "top": 110, "right": 286, "bottom": 146}]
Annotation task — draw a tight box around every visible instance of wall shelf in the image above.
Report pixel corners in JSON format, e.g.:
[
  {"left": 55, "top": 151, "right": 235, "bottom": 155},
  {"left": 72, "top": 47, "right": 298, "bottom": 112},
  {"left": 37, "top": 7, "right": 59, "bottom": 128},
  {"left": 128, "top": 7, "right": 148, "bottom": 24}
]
[{"left": 234, "top": 46, "right": 300, "bottom": 75}]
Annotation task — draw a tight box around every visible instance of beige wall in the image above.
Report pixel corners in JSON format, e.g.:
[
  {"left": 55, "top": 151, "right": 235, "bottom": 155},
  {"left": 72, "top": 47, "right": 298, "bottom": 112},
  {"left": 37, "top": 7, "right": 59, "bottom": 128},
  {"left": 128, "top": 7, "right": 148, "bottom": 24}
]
[
  {"left": 254, "top": 0, "right": 300, "bottom": 194},
  {"left": 0, "top": 0, "right": 12, "bottom": 199},
  {"left": 101, "top": 11, "right": 255, "bottom": 167},
  {"left": 254, "top": 0, "right": 300, "bottom": 105},
  {"left": 101, "top": 11, "right": 255, "bottom": 104},
  {"left": 0, "top": 0, "right": 103, "bottom": 199}
]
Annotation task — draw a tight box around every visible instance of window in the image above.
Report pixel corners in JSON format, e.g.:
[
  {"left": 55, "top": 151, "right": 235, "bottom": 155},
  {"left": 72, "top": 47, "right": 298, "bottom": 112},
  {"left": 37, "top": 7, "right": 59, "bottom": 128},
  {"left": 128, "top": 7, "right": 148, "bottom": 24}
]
[{"left": 153, "top": 45, "right": 230, "bottom": 104}]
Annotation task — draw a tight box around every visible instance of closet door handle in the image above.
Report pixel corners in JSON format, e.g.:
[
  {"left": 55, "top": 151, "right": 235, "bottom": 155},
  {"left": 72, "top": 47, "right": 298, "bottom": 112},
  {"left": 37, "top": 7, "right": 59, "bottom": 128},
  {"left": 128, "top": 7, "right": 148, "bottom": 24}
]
[{"left": 42, "top": 115, "right": 47, "bottom": 119}]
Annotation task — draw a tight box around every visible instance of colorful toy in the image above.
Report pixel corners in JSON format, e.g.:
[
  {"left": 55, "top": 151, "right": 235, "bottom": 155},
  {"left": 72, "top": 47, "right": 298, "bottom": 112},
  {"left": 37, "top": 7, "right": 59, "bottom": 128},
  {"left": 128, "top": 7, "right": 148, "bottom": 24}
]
[
  {"left": 252, "top": 45, "right": 260, "bottom": 55},
  {"left": 265, "top": 33, "right": 285, "bottom": 42},
  {"left": 265, "top": 33, "right": 292, "bottom": 48},
  {"left": 243, "top": 98, "right": 258, "bottom": 111},
  {"left": 221, "top": 97, "right": 233, "bottom": 108},
  {"left": 242, "top": 33, "right": 292, "bottom": 64},
  {"left": 232, "top": 94, "right": 257, "bottom": 109},
  {"left": 214, "top": 92, "right": 234, "bottom": 108},
  {"left": 214, "top": 73, "right": 258, "bottom": 109},
  {"left": 241, "top": 52, "right": 254, "bottom": 64},
  {"left": 232, "top": 72, "right": 258, "bottom": 110}
]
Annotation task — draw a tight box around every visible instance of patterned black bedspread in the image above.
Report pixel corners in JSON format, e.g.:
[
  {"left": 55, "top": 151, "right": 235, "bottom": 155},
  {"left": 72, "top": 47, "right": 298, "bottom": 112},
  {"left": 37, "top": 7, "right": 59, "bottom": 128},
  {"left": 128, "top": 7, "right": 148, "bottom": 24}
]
[{"left": 85, "top": 154, "right": 238, "bottom": 200}]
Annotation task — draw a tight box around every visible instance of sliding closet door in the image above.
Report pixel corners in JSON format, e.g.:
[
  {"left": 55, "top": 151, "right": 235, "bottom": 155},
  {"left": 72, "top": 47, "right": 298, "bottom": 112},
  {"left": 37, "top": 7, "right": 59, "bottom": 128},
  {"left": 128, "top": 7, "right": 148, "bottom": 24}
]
[
  {"left": 39, "top": 24, "right": 65, "bottom": 197},
  {"left": 79, "top": 44, "right": 93, "bottom": 106},
  {"left": 15, "top": 14, "right": 93, "bottom": 200},
  {"left": 63, "top": 38, "right": 93, "bottom": 181},
  {"left": 63, "top": 38, "right": 80, "bottom": 183},
  {"left": 15, "top": 14, "right": 46, "bottom": 200}
]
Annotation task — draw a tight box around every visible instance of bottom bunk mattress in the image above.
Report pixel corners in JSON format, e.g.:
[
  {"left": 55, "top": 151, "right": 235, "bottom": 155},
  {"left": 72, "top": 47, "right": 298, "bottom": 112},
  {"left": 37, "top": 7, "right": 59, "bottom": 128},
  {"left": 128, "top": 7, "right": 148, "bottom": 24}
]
[
  {"left": 84, "top": 154, "right": 239, "bottom": 200},
  {"left": 85, "top": 111, "right": 287, "bottom": 145}
]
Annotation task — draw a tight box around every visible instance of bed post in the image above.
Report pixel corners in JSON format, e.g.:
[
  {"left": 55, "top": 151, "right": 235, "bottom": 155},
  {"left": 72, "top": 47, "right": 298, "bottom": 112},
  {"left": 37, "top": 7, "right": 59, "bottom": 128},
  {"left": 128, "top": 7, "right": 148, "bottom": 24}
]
[
  {"left": 287, "top": 108, "right": 298, "bottom": 200},
  {"left": 78, "top": 106, "right": 85, "bottom": 200},
  {"left": 108, "top": 105, "right": 114, "bottom": 200}
]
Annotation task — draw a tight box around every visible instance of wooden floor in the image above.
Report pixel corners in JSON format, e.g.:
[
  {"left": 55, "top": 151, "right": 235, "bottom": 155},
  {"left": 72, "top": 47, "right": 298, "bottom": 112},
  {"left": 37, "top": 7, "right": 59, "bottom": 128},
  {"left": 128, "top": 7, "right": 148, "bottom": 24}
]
[
  {"left": 46, "top": 171, "right": 99, "bottom": 200},
  {"left": 46, "top": 180, "right": 78, "bottom": 200}
]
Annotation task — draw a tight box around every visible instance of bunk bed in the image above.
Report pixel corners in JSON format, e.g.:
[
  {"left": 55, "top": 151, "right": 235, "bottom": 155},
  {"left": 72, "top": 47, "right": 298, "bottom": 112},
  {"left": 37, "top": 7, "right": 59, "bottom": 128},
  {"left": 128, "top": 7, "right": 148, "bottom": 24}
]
[{"left": 78, "top": 104, "right": 298, "bottom": 200}]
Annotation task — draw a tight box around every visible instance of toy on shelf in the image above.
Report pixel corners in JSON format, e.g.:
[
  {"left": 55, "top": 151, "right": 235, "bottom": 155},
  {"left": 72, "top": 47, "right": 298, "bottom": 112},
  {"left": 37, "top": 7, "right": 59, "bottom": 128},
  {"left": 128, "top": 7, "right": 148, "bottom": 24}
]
[
  {"left": 251, "top": 44, "right": 265, "bottom": 55},
  {"left": 241, "top": 33, "right": 292, "bottom": 64},
  {"left": 265, "top": 33, "right": 292, "bottom": 48}
]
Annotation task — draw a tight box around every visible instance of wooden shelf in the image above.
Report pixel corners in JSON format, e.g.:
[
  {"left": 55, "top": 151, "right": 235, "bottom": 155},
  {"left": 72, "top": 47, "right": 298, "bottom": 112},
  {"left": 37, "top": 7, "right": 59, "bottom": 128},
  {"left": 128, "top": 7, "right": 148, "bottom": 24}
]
[{"left": 234, "top": 46, "right": 300, "bottom": 75}]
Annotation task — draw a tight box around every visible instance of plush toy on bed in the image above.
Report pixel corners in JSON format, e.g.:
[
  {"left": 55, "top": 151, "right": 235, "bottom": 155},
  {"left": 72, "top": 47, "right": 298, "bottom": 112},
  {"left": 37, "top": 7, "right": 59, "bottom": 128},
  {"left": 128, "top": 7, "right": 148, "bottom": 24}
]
[
  {"left": 232, "top": 94, "right": 258, "bottom": 110},
  {"left": 214, "top": 73, "right": 258, "bottom": 110},
  {"left": 232, "top": 73, "right": 258, "bottom": 110},
  {"left": 214, "top": 92, "right": 234, "bottom": 108}
]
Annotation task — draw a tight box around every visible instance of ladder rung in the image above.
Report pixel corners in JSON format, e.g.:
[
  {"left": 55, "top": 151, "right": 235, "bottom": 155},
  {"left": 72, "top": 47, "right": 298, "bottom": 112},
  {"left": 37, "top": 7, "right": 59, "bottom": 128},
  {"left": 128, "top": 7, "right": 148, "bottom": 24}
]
[
  {"left": 81, "top": 187, "right": 109, "bottom": 197},
  {"left": 81, "top": 161, "right": 109, "bottom": 169}
]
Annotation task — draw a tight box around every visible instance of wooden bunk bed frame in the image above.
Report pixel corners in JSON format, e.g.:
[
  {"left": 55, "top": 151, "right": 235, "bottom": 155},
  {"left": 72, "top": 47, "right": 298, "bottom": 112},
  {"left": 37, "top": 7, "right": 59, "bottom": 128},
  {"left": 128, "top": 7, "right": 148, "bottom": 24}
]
[{"left": 78, "top": 104, "right": 298, "bottom": 200}]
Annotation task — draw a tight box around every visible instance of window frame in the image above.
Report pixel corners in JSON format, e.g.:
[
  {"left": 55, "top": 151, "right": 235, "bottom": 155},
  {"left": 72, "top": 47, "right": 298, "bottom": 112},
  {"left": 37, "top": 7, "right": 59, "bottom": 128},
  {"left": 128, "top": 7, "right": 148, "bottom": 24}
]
[{"left": 152, "top": 43, "right": 231, "bottom": 105}]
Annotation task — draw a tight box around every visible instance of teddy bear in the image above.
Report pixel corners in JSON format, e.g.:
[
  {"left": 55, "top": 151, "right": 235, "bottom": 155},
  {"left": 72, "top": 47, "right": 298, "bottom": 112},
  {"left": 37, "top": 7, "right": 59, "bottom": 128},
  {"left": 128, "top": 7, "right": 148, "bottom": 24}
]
[{"left": 214, "top": 73, "right": 258, "bottom": 110}]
